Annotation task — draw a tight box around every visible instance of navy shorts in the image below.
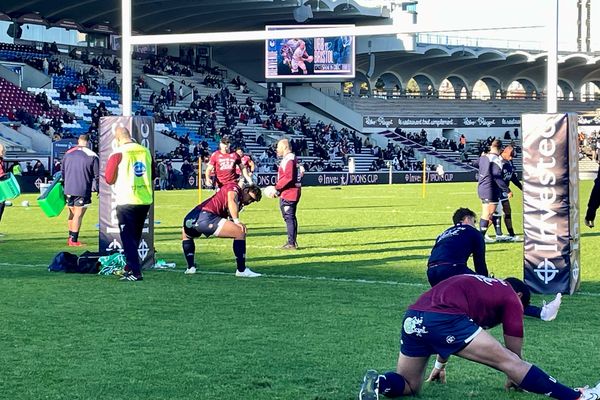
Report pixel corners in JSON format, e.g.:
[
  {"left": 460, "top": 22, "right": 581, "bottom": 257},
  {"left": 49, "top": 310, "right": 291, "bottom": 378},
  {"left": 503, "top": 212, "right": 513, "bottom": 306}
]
[
  {"left": 67, "top": 195, "right": 91, "bottom": 207},
  {"left": 400, "top": 310, "right": 482, "bottom": 359},
  {"left": 183, "top": 208, "right": 225, "bottom": 238}
]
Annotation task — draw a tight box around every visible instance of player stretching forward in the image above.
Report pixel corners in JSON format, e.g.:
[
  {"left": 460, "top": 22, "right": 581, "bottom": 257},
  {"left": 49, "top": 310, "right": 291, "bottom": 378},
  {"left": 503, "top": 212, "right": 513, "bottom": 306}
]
[
  {"left": 427, "top": 208, "right": 561, "bottom": 321},
  {"left": 181, "top": 181, "right": 262, "bottom": 277},
  {"left": 205, "top": 136, "right": 252, "bottom": 189},
  {"left": 358, "top": 275, "right": 600, "bottom": 400}
]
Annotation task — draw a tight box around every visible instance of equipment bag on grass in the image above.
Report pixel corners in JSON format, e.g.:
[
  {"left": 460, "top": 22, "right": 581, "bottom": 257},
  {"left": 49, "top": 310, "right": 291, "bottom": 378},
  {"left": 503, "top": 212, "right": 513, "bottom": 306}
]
[
  {"left": 71, "top": 251, "right": 102, "bottom": 274},
  {"left": 48, "top": 252, "right": 78, "bottom": 272},
  {"left": 98, "top": 253, "right": 127, "bottom": 276}
]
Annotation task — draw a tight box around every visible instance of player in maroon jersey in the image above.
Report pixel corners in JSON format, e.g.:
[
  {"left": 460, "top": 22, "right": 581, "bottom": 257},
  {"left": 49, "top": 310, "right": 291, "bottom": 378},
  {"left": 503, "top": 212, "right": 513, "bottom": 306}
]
[
  {"left": 181, "top": 181, "right": 262, "bottom": 277},
  {"left": 269, "top": 138, "right": 302, "bottom": 250},
  {"left": 358, "top": 275, "right": 600, "bottom": 400},
  {"left": 235, "top": 147, "right": 256, "bottom": 184},
  {"left": 204, "top": 136, "right": 252, "bottom": 189}
]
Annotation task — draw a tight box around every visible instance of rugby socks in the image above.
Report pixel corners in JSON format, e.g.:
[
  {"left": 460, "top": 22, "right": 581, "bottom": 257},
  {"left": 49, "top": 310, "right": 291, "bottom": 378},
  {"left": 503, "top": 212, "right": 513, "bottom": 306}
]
[
  {"left": 182, "top": 239, "right": 195, "bottom": 268},
  {"left": 479, "top": 218, "right": 489, "bottom": 234},
  {"left": 505, "top": 215, "right": 516, "bottom": 236},
  {"left": 519, "top": 365, "right": 581, "bottom": 400},
  {"left": 69, "top": 231, "right": 79, "bottom": 242},
  {"left": 519, "top": 365, "right": 580, "bottom": 400},
  {"left": 378, "top": 372, "right": 406, "bottom": 398},
  {"left": 492, "top": 215, "right": 503, "bottom": 236},
  {"left": 233, "top": 240, "right": 246, "bottom": 272},
  {"left": 524, "top": 305, "right": 542, "bottom": 319}
]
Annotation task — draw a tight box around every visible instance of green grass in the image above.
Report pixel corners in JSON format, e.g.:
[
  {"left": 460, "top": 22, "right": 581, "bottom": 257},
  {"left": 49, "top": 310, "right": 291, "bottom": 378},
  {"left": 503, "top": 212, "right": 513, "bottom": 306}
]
[{"left": 1, "top": 182, "right": 600, "bottom": 399}]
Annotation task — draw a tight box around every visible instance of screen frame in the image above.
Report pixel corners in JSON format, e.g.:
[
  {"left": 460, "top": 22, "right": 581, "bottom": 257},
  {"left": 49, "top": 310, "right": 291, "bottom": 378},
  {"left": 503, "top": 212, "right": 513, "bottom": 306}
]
[{"left": 265, "top": 24, "right": 356, "bottom": 81}]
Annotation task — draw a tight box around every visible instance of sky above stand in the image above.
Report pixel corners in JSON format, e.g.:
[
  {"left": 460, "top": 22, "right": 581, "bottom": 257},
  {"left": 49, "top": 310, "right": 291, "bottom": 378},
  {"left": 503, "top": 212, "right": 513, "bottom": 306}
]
[{"left": 414, "top": 0, "right": 599, "bottom": 52}]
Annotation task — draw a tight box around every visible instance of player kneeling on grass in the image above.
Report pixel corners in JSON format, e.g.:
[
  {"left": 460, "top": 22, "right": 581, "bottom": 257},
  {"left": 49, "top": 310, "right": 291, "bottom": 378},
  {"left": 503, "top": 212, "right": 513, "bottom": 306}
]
[
  {"left": 181, "top": 182, "right": 262, "bottom": 277},
  {"left": 359, "top": 275, "right": 600, "bottom": 400}
]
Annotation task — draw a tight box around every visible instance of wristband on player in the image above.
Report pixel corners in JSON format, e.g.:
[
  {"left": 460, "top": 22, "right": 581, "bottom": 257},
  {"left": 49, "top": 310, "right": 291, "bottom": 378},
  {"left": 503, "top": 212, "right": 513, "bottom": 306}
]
[
  {"left": 233, "top": 218, "right": 240, "bottom": 224},
  {"left": 434, "top": 360, "right": 447, "bottom": 370}
]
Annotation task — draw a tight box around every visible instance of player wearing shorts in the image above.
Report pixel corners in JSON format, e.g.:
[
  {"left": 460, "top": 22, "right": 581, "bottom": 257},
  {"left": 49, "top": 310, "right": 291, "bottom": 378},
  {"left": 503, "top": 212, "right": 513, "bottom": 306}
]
[
  {"left": 204, "top": 136, "right": 252, "bottom": 189},
  {"left": 358, "top": 275, "right": 600, "bottom": 400},
  {"left": 62, "top": 134, "right": 99, "bottom": 246},
  {"left": 492, "top": 145, "right": 523, "bottom": 242},
  {"left": 477, "top": 140, "right": 510, "bottom": 243},
  {"left": 181, "top": 181, "right": 262, "bottom": 277}
]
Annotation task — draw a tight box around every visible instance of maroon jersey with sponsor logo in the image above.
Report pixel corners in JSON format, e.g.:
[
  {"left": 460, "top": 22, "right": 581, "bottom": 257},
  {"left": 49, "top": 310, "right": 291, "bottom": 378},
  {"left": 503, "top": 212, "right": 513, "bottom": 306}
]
[
  {"left": 199, "top": 183, "right": 241, "bottom": 218},
  {"left": 236, "top": 154, "right": 253, "bottom": 174},
  {"left": 409, "top": 274, "right": 524, "bottom": 338},
  {"left": 209, "top": 150, "right": 242, "bottom": 187},
  {"left": 275, "top": 152, "right": 301, "bottom": 202}
]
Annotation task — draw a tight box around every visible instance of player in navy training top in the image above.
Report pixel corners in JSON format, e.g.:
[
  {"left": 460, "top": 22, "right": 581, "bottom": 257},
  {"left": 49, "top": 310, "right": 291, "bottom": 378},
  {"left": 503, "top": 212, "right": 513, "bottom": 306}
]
[
  {"left": 491, "top": 145, "right": 523, "bottom": 242},
  {"left": 427, "top": 208, "right": 487, "bottom": 287},
  {"left": 358, "top": 275, "right": 600, "bottom": 400},
  {"left": 477, "top": 140, "right": 510, "bottom": 242},
  {"left": 427, "top": 208, "right": 561, "bottom": 321},
  {"left": 181, "top": 181, "right": 262, "bottom": 278}
]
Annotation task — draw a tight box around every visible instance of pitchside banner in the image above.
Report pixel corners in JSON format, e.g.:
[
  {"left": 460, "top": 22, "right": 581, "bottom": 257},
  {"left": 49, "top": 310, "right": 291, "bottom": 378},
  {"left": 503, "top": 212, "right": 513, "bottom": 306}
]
[
  {"left": 99, "top": 116, "right": 155, "bottom": 269},
  {"left": 522, "top": 113, "right": 580, "bottom": 294}
]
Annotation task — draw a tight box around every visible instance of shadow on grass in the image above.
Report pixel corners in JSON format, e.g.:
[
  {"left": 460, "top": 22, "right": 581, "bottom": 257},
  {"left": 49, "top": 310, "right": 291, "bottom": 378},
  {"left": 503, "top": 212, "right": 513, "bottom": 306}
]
[{"left": 249, "top": 245, "right": 432, "bottom": 263}]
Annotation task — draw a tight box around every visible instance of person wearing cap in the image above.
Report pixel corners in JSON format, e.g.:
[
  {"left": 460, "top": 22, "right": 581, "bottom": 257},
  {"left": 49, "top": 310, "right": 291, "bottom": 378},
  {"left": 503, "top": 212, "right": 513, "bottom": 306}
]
[
  {"left": 204, "top": 136, "right": 252, "bottom": 189},
  {"left": 104, "top": 127, "right": 153, "bottom": 282},
  {"left": 476, "top": 139, "right": 510, "bottom": 243},
  {"left": 62, "top": 134, "right": 99, "bottom": 246}
]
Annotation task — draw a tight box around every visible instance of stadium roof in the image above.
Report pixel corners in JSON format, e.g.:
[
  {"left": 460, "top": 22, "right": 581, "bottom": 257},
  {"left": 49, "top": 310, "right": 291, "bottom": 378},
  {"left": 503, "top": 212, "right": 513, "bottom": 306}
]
[{"left": 0, "top": 0, "right": 390, "bottom": 35}]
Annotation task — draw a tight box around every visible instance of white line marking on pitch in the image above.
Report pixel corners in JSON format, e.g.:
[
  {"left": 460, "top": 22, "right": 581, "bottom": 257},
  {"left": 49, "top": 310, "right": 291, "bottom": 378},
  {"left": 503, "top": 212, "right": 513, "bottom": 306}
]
[{"left": 3, "top": 262, "right": 600, "bottom": 298}]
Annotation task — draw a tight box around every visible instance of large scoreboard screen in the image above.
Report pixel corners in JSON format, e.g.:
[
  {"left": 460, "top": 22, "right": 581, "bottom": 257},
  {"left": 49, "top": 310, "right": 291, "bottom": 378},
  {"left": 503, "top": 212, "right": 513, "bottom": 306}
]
[{"left": 265, "top": 25, "right": 355, "bottom": 80}]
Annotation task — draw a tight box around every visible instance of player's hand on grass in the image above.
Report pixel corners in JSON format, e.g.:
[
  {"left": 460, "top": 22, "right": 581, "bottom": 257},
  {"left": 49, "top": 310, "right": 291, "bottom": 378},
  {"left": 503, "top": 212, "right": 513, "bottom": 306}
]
[{"left": 426, "top": 367, "right": 446, "bottom": 384}]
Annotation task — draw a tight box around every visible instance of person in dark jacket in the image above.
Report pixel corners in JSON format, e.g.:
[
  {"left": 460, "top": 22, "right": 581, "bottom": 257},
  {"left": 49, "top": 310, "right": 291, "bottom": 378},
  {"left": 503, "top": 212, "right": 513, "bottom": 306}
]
[
  {"left": 62, "top": 134, "right": 99, "bottom": 246},
  {"left": 585, "top": 165, "right": 600, "bottom": 228},
  {"left": 0, "top": 143, "right": 6, "bottom": 237}
]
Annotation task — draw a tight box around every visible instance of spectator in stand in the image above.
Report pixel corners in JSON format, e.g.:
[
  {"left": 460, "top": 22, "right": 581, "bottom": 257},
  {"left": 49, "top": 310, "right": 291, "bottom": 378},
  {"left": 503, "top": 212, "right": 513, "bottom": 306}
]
[
  {"left": 62, "top": 134, "right": 99, "bottom": 247},
  {"left": 157, "top": 160, "right": 168, "bottom": 190},
  {"left": 33, "top": 160, "right": 46, "bottom": 176}
]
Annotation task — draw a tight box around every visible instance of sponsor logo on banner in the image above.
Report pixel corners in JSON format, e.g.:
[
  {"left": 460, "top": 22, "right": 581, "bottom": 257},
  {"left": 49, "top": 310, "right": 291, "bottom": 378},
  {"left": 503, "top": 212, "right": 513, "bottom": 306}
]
[
  {"left": 362, "top": 116, "right": 521, "bottom": 129},
  {"left": 256, "top": 172, "right": 476, "bottom": 186},
  {"left": 522, "top": 114, "right": 579, "bottom": 294}
]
